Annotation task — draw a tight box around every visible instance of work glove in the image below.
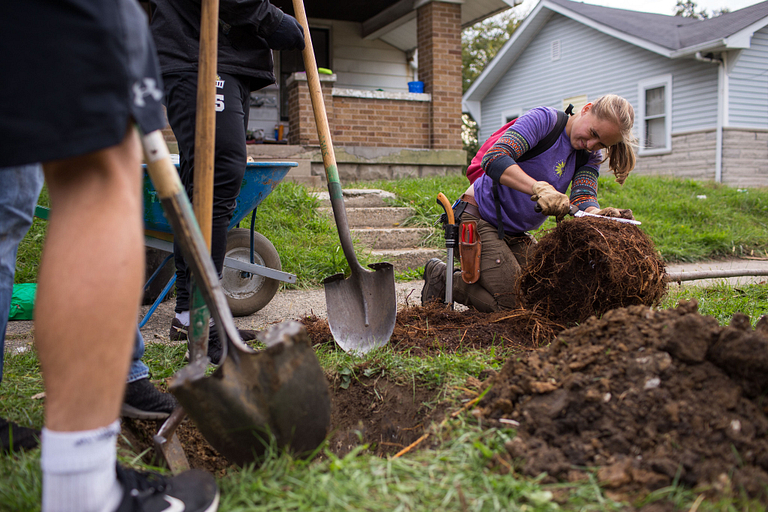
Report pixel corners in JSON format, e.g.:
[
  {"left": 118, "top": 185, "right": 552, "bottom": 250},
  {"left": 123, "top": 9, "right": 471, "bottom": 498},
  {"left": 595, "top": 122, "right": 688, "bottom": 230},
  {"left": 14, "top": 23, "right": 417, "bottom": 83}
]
[
  {"left": 531, "top": 181, "right": 570, "bottom": 219},
  {"left": 593, "top": 207, "right": 635, "bottom": 220},
  {"left": 265, "top": 13, "right": 305, "bottom": 51}
]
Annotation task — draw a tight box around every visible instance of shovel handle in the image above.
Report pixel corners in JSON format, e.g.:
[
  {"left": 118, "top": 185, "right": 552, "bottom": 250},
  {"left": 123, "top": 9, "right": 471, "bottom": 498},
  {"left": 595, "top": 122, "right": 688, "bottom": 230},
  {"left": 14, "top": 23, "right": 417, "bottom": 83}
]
[
  {"left": 292, "top": 0, "right": 363, "bottom": 274},
  {"left": 193, "top": 0, "right": 219, "bottom": 247},
  {"left": 437, "top": 193, "right": 455, "bottom": 225}
]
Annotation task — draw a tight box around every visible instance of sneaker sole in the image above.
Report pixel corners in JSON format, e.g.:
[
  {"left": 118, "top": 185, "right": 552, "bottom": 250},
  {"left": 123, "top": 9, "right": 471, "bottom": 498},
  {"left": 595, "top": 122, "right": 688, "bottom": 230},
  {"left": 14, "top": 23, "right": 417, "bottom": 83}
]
[
  {"left": 120, "top": 403, "right": 171, "bottom": 420},
  {"left": 205, "top": 491, "right": 221, "bottom": 512}
]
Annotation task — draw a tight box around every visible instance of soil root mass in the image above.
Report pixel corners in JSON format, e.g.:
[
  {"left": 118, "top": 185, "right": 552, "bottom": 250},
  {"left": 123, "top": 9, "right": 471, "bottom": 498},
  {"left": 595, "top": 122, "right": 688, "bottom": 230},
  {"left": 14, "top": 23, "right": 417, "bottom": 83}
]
[{"left": 518, "top": 218, "right": 667, "bottom": 326}]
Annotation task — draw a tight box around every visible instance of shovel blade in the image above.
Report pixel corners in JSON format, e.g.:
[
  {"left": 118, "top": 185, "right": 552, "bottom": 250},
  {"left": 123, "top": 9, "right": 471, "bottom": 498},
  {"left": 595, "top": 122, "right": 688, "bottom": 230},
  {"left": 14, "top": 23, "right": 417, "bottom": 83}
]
[
  {"left": 170, "top": 322, "right": 331, "bottom": 467},
  {"left": 324, "top": 262, "right": 396, "bottom": 354}
]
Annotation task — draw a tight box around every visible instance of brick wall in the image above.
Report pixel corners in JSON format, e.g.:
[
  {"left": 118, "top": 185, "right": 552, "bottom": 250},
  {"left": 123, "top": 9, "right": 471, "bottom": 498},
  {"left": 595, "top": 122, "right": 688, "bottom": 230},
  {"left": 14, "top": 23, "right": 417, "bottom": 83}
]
[
  {"left": 631, "top": 130, "right": 717, "bottom": 181},
  {"left": 287, "top": 74, "right": 335, "bottom": 147},
  {"left": 722, "top": 128, "right": 768, "bottom": 187},
  {"left": 330, "top": 96, "right": 430, "bottom": 148},
  {"left": 286, "top": 75, "right": 431, "bottom": 148},
  {"left": 417, "top": 1, "right": 463, "bottom": 151},
  {"left": 625, "top": 129, "right": 768, "bottom": 187}
]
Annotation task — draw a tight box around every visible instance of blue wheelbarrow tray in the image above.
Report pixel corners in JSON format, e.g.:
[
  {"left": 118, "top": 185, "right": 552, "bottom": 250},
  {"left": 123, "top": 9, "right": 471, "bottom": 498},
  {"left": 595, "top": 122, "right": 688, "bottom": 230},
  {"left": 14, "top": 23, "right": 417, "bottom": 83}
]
[
  {"left": 144, "top": 161, "right": 295, "bottom": 235},
  {"left": 140, "top": 162, "right": 297, "bottom": 326}
]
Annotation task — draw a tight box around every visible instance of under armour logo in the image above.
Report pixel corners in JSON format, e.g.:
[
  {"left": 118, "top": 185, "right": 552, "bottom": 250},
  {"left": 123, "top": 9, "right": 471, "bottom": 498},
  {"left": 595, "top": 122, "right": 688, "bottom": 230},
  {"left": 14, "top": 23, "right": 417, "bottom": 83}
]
[{"left": 133, "top": 78, "right": 163, "bottom": 107}]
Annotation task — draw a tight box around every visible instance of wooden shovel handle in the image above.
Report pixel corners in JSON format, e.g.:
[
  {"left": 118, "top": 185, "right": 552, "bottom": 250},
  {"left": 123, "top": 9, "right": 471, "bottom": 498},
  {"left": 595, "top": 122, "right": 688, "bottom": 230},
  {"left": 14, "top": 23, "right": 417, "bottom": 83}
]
[
  {"left": 291, "top": 0, "right": 338, "bottom": 187},
  {"left": 193, "top": 0, "right": 219, "bottom": 248},
  {"left": 292, "top": 0, "right": 363, "bottom": 273}
]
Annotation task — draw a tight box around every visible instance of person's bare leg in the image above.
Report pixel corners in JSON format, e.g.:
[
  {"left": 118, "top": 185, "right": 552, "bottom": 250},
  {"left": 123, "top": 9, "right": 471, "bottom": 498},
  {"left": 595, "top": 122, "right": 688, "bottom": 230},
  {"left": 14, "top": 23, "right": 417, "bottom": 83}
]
[{"left": 37, "top": 126, "right": 144, "bottom": 432}]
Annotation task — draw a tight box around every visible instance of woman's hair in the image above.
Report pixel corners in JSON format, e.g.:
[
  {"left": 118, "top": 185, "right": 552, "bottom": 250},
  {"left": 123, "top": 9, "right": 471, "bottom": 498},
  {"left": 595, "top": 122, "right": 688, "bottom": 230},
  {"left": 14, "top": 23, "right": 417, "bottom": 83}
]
[{"left": 590, "top": 94, "right": 637, "bottom": 184}]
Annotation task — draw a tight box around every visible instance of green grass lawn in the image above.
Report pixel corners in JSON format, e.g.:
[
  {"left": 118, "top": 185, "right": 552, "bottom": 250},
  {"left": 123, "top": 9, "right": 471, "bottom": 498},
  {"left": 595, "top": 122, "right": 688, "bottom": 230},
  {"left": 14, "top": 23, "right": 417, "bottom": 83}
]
[
  {"left": 3, "top": 175, "right": 767, "bottom": 511},
  {"left": 16, "top": 175, "right": 768, "bottom": 287}
]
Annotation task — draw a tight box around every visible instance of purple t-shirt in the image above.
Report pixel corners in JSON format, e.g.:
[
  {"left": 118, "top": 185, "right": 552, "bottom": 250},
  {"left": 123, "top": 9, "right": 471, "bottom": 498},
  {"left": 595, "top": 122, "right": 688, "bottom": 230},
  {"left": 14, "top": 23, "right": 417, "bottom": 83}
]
[{"left": 475, "top": 106, "right": 602, "bottom": 234}]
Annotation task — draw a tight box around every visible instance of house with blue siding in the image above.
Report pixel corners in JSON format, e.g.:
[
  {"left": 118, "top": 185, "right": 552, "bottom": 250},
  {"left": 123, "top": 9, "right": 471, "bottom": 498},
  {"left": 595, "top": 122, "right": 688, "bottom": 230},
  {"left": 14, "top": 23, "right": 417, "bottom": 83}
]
[{"left": 462, "top": 0, "right": 768, "bottom": 187}]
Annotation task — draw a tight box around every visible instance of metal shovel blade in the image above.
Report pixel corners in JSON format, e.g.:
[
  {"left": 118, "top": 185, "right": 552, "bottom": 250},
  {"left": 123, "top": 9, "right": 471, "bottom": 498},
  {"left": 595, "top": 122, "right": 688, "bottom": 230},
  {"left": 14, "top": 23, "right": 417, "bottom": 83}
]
[
  {"left": 170, "top": 321, "right": 331, "bottom": 467},
  {"left": 324, "top": 262, "right": 396, "bottom": 354}
]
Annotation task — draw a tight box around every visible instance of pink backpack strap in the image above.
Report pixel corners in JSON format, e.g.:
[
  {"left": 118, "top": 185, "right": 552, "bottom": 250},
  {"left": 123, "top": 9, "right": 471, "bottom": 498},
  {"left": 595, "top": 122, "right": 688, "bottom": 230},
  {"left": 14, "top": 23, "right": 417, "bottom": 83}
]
[{"left": 466, "top": 118, "right": 517, "bottom": 184}]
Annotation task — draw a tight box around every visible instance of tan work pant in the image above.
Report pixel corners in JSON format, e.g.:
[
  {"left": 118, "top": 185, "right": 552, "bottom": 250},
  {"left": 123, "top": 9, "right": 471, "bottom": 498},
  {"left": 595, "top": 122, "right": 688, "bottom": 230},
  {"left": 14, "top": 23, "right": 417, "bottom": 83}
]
[{"left": 452, "top": 213, "right": 534, "bottom": 312}]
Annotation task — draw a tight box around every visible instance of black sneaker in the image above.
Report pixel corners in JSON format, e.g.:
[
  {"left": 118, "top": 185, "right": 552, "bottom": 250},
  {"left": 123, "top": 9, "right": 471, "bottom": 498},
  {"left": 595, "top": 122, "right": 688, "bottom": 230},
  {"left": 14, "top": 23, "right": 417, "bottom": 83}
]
[
  {"left": 184, "top": 327, "right": 223, "bottom": 366},
  {"left": 421, "top": 258, "right": 447, "bottom": 306},
  {"left": 170, "top": 317, "right": 257, "bottom": 342},
  {"left": 114, "top": 465, "right": 219, "bottom": 512},
  {"left": 121, "top": 378, "right": 178, "bottom": 420},
  {"left": 169, "top": 318, "right": 188, "bottom": 341},
  {"left": 0, "top": 417, "right": 39, "bottom": 454},
  {"left": 202, "top": 327, "right": 223, "bottom": 366}
]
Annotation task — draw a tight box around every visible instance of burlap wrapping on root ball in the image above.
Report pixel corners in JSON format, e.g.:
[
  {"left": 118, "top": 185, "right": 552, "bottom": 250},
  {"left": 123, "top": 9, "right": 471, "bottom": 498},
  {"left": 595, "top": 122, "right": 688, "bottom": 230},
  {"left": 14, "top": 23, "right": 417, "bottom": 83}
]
[{"left": 517, "top": 217, "right": 667, "bottom": 326}]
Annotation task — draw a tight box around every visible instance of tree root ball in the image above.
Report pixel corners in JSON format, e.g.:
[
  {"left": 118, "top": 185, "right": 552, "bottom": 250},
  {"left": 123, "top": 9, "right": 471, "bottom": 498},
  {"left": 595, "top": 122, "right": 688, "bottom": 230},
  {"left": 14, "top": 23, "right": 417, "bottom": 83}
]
[{"left": 517, "top": 217, "right": 667, "bottom": 326}]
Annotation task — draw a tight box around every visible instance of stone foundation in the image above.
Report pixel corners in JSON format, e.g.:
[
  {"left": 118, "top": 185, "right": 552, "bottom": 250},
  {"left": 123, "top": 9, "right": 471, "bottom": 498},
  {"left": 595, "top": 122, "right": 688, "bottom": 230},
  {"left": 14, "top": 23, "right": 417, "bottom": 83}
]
[{"left": 624, "top": 128, "right": 768, "bottom": 187}]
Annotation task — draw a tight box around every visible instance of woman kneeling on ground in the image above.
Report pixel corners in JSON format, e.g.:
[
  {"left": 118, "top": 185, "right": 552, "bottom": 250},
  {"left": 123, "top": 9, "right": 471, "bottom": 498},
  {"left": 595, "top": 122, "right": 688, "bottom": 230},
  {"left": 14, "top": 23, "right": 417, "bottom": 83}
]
[{"left": 421, "top": 94, "right": 637, "bottom": 312}]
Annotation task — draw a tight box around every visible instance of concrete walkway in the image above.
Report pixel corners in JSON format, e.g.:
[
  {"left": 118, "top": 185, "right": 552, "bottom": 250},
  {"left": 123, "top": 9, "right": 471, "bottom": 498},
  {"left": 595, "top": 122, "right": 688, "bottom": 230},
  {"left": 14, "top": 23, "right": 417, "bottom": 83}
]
[
  {"left": 4, "top": 258, "right": 767, "bottom": 356},
  {"left": 666, "top": 258, "right": 768, "bottom": 287}
]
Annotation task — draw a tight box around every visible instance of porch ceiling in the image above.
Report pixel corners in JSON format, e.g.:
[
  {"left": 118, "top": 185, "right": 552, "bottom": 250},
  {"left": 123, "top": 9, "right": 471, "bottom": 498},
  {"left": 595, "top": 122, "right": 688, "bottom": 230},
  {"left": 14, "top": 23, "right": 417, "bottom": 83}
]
[{"left": 271, "top": 0, "right": 402, "bottom": 23}]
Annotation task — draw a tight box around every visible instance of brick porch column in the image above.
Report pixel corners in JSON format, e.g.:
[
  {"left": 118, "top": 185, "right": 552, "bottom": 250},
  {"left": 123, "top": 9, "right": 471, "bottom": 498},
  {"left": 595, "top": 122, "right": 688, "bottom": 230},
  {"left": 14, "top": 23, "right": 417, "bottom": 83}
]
[
  {"left": 417, "top": 1, "right": 463, "bottom": 150},
  {"left": 287, "top": 72, "right": 336, "bottom": 146}
]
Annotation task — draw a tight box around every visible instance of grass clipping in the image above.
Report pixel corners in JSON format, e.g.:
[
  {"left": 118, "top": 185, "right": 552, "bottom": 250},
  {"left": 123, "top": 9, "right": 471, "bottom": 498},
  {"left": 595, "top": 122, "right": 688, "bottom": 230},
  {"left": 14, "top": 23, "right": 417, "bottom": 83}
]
[{"left": 517, "top": 217, "right": 667, "bottom": 326}]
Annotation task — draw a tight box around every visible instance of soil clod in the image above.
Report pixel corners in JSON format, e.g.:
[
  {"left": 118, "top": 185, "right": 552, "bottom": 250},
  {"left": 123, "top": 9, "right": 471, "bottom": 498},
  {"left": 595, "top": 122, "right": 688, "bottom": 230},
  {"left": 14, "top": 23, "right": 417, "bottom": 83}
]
[{"left": 476, "top": 299, "right": 768, "bottom": 500}]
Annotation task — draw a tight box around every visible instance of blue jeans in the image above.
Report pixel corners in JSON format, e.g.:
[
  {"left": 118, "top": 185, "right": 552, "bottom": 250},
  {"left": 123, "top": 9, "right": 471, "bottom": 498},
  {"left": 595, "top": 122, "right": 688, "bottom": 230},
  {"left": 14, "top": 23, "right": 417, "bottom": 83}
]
[
  {"left": 0, "top": 164, "right": 147, "bottom": 384},
  {"left": 0, "top": 164, "right": 44, "bottom": 383}
]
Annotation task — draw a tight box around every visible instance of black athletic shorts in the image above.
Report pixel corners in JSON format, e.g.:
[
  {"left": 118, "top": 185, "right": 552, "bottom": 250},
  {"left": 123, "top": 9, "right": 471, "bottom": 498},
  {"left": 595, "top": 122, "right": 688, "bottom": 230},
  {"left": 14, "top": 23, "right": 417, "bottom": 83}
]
[{"left": 0, "top": 0, "right": 166, "bottom": 167}]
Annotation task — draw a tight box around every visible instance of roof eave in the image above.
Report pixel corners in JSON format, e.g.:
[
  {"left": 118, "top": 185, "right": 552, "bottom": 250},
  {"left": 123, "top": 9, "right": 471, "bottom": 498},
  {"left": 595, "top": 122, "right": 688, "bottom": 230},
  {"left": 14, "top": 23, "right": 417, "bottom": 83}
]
[
  {"left": 543, "top": 1, "right": 674, "bottom": 57},
  {"left": 463, "top": 1, "right": 552, "bottom": 105}
]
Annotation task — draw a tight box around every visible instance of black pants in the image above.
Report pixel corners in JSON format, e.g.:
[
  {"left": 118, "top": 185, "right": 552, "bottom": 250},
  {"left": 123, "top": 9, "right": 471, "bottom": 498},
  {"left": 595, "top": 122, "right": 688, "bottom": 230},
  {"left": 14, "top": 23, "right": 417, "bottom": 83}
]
[{"left": 163, "top": 72, "right": 251, "bottom": 313}]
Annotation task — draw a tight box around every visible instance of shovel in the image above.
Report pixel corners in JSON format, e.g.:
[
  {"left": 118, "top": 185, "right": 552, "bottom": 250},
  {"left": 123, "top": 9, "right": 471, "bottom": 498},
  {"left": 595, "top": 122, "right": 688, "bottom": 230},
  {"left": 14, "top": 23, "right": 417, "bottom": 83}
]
[
  {"left": 141, "top": 129, "right": 331, "bottom": 466},
  {"left": 292, "top": 0, "right": 396, "bottom": 354}
]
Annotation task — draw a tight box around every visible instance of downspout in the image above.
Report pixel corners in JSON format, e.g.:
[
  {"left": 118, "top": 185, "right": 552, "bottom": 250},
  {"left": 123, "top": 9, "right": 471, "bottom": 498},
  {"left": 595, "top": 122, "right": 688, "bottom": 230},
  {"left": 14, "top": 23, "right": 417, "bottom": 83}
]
[{"left": 696, "top": 51, "right": 724, "bottom": 183}]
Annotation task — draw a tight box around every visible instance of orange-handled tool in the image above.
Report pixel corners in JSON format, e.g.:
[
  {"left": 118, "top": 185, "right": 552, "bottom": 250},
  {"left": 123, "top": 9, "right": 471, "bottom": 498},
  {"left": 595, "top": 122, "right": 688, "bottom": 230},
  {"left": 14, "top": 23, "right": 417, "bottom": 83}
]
[{"left": 436, "top": 193, "right": 457, "bottom": 308}]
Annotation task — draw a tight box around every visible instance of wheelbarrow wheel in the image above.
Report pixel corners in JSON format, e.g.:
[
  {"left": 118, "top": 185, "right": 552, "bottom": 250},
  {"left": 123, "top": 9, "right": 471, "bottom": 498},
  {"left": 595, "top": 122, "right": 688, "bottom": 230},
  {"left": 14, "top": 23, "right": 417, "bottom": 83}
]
[{"left": 222, "top": 228, "right": 281, "bottom": 317}]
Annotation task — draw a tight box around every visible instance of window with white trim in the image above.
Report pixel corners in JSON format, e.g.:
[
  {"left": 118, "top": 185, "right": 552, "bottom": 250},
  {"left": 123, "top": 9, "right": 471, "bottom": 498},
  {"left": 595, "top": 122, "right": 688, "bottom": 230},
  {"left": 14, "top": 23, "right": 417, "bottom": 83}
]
[
  {"left": 637, "top": 74, "right": 672, "bottom": 154},
  {"left": 501, "top": 108, "right": 521, "bottom": 125}
]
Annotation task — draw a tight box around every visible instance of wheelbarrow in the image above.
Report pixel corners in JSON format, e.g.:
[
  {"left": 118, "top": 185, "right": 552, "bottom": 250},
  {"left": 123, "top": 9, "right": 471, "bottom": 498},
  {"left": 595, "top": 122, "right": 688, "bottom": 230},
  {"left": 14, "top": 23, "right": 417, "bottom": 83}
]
[{"left": 139, "top": 161, "right": 298, "bottom": 327}]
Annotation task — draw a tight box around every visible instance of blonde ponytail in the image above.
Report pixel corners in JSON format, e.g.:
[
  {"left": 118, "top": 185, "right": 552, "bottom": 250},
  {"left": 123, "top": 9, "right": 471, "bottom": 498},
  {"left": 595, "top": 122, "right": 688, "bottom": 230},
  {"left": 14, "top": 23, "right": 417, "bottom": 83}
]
[{"left": 591, "top": 94, "right": 637, "bottom": 184}]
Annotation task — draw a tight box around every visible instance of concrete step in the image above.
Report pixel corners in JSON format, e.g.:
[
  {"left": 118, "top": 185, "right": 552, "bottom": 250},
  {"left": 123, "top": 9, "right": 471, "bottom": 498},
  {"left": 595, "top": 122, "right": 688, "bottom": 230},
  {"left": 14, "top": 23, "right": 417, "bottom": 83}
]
[
  {"left": 369, "top": 248, "right": 444, "bottom": 272},
  {"left": 314, "top": 188, "right": 397, "bottom": 208},
  {"left": 352, "top": 227, "right": 433, "bottom": 250},
  {"left": 318, "top": 206, "right": 412, "bottom": 228}
]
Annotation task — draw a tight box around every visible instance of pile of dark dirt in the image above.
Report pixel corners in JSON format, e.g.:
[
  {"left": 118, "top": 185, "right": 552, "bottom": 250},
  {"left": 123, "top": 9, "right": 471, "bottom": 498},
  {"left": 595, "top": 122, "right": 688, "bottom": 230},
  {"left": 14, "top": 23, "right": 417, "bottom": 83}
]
[
  {"left": 518, "top": 218, "right": 667, "bottom": 326},
  {"left": 476, "top": 299, "right": 768, "bottom": 501},
  {"left": 303, "top": 301, "right": 563, "bottom": 355}
]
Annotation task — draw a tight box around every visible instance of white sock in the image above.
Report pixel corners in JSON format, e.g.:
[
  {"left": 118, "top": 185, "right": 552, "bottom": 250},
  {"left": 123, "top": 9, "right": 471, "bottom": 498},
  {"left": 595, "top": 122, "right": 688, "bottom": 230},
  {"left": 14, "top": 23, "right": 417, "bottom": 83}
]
[
  {"left": 175, "top": 310, "right": 190, "bottom": 326},
  {"left": 177, "top": 310, "right": 216, "bottom": 327},
  {"left": 41, "top": 420, "right": 123, "bottom": 512}
]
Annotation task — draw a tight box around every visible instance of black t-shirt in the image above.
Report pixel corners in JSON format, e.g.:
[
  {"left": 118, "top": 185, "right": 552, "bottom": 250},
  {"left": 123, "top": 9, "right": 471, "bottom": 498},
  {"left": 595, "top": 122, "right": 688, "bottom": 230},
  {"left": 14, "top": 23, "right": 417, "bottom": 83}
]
[{"left": 148, "top": 0, "right": 283, "bottom": 91}]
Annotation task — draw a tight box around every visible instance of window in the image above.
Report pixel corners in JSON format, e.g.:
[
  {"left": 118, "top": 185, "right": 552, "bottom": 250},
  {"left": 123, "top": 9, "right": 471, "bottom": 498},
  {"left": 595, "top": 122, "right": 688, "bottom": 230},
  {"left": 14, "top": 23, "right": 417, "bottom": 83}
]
[
  {"left": 637, "top": 75, "right": 672, "bottom": 154},
  {"left": 563, "top": 95, "right": 588, "bottom": 113},
  {"left": 501, "top": 108, "right": 521, "bottom": 125},
  {"left": 279, "top": 27, "right": 330, "bottom": 122}
]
